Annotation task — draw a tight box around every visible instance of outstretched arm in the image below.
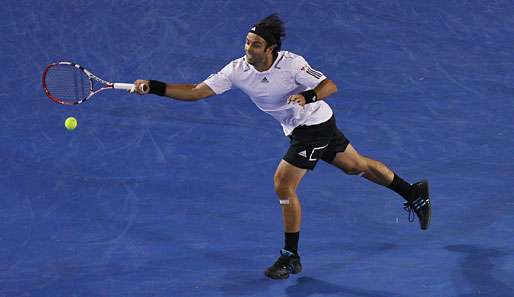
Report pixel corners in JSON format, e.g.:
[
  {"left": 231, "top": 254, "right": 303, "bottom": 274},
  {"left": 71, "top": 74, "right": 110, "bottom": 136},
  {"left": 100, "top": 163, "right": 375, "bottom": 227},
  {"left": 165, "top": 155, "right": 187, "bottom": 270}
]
[{"left": 132, "top": 80, "right": 216, "bottom": 101}]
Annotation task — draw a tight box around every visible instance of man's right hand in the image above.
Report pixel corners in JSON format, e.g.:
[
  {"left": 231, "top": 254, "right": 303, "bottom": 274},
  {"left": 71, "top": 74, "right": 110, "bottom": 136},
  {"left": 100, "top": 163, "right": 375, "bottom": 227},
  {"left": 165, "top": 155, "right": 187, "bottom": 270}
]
[{"left": 130, "top": 80, "right": 150, "bottom": 95}]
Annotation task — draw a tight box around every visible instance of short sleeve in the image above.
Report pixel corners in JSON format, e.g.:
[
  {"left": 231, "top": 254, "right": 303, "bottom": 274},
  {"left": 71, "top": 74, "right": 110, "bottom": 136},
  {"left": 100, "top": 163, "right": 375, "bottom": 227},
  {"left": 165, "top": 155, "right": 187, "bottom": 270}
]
[
  {"left": 203, "top": 63, "right": 234, "bottom": 95},
  {"left": 293, "top": 56, "right": 327, "bottom": 89}
]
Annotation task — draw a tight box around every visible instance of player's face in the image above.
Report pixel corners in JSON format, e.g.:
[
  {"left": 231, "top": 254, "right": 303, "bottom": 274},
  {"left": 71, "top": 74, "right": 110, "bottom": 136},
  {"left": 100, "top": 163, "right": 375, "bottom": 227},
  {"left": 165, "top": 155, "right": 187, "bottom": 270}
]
[{"left": 245, "top": 33, "right": 272, "bottom": 66}]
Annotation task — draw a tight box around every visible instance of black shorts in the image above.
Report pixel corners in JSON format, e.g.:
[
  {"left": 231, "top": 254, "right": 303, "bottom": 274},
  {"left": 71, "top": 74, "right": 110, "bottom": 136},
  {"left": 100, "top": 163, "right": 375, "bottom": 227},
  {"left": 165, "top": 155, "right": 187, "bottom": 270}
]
[{"left": 283, "top": 115, "right": 350, "bottom": 170}]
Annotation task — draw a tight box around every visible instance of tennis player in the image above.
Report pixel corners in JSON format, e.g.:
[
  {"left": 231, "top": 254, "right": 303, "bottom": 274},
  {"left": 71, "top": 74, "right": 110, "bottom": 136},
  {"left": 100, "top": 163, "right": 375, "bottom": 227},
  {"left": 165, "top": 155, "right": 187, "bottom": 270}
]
[{"left": 131, "top": 14, "right": 431, "bottom": 280}]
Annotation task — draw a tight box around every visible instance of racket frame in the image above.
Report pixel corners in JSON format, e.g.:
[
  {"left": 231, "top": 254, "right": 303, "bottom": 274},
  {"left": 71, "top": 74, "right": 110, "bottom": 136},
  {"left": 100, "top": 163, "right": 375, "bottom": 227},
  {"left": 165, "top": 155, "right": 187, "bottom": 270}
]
[{"left": 42, "top": 61, "right": 134, "bottom": 106}]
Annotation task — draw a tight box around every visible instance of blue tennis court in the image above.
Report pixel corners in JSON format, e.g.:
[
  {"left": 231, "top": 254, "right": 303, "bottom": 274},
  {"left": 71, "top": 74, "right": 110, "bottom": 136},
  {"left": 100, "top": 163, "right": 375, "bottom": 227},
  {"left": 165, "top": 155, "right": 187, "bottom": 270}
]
[{"left": 2, "top": 1, "right": 514, "bottom": 296}]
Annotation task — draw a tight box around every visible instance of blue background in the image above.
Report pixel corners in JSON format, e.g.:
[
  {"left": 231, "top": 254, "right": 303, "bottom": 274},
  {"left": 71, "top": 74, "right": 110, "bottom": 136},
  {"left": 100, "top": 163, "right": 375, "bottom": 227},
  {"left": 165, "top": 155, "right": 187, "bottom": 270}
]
[{"left": 2, "top": 0, "right": 514, "bottom": 296}]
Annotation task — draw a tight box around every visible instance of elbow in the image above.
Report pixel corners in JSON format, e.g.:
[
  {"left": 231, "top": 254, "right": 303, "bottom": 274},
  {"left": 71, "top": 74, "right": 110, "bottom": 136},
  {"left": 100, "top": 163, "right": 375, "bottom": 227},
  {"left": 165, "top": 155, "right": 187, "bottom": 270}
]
[
  {"left": 330, "top": 80, "right": 338, "bottom": 94},
  {"left": 191, "top": 93, "right": 203, "bottom": 101}
]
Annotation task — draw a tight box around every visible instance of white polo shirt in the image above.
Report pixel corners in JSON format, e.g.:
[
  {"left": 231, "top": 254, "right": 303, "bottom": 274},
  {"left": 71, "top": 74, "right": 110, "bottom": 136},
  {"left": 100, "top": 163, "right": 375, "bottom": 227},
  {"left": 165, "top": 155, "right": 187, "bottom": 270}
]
[{"left": 203, "top": 51, "right": 333, "bottom": 135}]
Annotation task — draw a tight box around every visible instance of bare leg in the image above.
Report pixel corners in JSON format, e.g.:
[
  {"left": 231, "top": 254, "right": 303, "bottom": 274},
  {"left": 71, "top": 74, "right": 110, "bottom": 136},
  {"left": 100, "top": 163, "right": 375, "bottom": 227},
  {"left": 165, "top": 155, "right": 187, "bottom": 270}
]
[
  {"left": 330, "top": 143, "right": 431, "bottom": 230},
  {"left": 273, "top": 160, "right": 307, "bottom": 233},
  {"left": 331, "top": 144, "right": 394, "bottom": 186}
]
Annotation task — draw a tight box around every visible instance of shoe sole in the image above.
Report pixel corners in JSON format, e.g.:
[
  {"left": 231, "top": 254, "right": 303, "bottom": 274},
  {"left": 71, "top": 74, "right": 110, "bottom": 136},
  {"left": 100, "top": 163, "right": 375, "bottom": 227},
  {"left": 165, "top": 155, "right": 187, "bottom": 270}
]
[
  {"left": 418, "top": 180, "right": 431, "bottom": 230},
  {"left": 264, "top": 272, "right": 288, "bottom": 280},
  {"left": 264, "top": 264, "right": 302, "bottom": 280}
]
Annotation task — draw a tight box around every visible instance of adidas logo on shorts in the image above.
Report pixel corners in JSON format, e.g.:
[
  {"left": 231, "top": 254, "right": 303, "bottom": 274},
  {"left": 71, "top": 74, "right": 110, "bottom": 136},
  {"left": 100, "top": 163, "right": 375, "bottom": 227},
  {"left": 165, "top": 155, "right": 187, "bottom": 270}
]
[{"left": 297, "top": 150, "right": 307, "bottom": 158}]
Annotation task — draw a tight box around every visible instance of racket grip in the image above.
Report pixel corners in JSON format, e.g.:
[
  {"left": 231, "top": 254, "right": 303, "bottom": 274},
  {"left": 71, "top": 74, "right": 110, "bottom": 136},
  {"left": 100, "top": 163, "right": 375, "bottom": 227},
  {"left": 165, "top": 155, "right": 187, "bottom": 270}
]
[{"left": 113, "top": 83, "right": 135, "bottom": 90}]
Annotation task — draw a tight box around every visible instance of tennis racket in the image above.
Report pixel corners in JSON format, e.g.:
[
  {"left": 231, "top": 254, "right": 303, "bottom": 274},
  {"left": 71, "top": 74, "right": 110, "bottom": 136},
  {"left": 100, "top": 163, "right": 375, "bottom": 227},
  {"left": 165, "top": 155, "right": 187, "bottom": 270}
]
[{"left": 42, "top": 61, "right": 136, "bottom": 106}]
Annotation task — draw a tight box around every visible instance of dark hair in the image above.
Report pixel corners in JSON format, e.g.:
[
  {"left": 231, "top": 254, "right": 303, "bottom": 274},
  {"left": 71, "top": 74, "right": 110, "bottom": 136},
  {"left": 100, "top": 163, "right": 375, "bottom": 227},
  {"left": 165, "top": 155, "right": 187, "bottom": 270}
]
[{"left": 254, "top": 14, "right": 286, "bottom": 53}]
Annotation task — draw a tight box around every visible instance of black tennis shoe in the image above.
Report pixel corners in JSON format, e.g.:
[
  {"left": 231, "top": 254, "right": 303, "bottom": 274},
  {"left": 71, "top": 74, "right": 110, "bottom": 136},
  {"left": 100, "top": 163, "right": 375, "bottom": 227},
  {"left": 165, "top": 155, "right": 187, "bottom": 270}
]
[
  {"left": 264, "top": 249, "right": 302, "bottom": 280},
  {"left": 404, "top": 180, "right": 431, "bottom": 230}
]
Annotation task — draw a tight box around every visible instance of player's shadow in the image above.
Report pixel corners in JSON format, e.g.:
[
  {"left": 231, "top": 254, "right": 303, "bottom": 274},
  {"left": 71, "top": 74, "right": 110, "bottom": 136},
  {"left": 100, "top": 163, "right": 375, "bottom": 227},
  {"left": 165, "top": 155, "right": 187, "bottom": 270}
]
[
  {"left": 217, "top": 242, "right": 402, "bottom": 297},
  {"left": 445, "top": 244, "right": 514, "bottom": 297},
  {"left": 285, "top": 277, "right": 406, "bottom": 297}
]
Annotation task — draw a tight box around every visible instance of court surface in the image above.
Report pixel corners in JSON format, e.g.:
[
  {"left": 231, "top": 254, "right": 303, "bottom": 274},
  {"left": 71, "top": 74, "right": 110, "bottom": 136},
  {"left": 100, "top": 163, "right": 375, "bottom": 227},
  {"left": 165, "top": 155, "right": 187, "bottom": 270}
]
[{"left": 2, "top": 1, "right": 514, "bottom": 296}]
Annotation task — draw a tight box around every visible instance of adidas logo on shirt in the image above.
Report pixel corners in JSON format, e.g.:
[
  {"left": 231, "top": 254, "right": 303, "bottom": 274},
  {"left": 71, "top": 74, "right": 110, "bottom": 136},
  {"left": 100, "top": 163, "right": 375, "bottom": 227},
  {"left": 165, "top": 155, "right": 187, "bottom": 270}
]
[
  {"left": 261, "top": 77, "right": 269, "bottom": 83},
  {"left": 298, "top": 150, "right": 307, "bottom": 158}
]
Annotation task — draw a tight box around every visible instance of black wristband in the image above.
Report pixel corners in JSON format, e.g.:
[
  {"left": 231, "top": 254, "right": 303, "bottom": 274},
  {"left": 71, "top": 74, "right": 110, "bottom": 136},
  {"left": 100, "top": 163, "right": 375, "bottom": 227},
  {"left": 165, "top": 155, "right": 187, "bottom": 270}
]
[
  {"left": 148, "top": 80, "right": 167, "bottom": 96},
  {"left": 300, "top": 89, "right": 317, "bottom": 104}
]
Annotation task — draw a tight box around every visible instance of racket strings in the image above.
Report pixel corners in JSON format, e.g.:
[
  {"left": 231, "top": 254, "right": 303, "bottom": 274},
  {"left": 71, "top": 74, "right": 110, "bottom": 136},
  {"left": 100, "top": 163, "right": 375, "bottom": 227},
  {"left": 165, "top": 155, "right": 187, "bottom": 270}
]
[{"left": 44, "top": 65, "right": 91, "bottom": 102}]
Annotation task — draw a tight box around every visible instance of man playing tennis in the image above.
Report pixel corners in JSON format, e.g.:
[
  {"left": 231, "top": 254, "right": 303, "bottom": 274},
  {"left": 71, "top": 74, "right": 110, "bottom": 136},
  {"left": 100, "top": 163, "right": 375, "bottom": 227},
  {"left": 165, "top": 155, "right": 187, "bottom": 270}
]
[{"left": 131, "top": 14, "right": 431, "bottom": 280}]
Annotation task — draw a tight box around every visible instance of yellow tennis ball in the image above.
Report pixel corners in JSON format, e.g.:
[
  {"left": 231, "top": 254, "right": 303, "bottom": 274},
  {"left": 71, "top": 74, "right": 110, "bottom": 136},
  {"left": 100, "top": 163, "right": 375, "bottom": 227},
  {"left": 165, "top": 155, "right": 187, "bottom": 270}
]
[{"left": 65, "top": 117, "right": 78, "bottom": 130}]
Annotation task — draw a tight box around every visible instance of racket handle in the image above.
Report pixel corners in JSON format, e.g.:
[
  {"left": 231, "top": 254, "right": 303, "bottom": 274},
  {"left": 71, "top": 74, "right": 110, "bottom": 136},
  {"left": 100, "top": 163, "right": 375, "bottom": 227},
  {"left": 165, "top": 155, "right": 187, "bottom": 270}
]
[{"left": 113, "top": 83, "right": 135, "bottom": 90}]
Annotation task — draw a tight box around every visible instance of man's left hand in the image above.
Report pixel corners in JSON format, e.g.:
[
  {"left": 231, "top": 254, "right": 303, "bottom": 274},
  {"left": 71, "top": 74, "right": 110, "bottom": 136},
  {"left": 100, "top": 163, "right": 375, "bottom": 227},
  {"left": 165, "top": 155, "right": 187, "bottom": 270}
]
[{"left": 287, "top": 94, "right": 306, "bottom": 107}]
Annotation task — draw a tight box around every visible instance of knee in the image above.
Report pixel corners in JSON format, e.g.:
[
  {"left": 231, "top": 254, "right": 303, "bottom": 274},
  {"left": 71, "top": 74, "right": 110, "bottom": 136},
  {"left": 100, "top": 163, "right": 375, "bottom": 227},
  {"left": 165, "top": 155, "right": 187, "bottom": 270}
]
[
  {"left": 274, "top": 175, "right": 296, "bottom": 198},
  {"left": 340, "top": 160, "right": 367, "bottom": 175}
]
